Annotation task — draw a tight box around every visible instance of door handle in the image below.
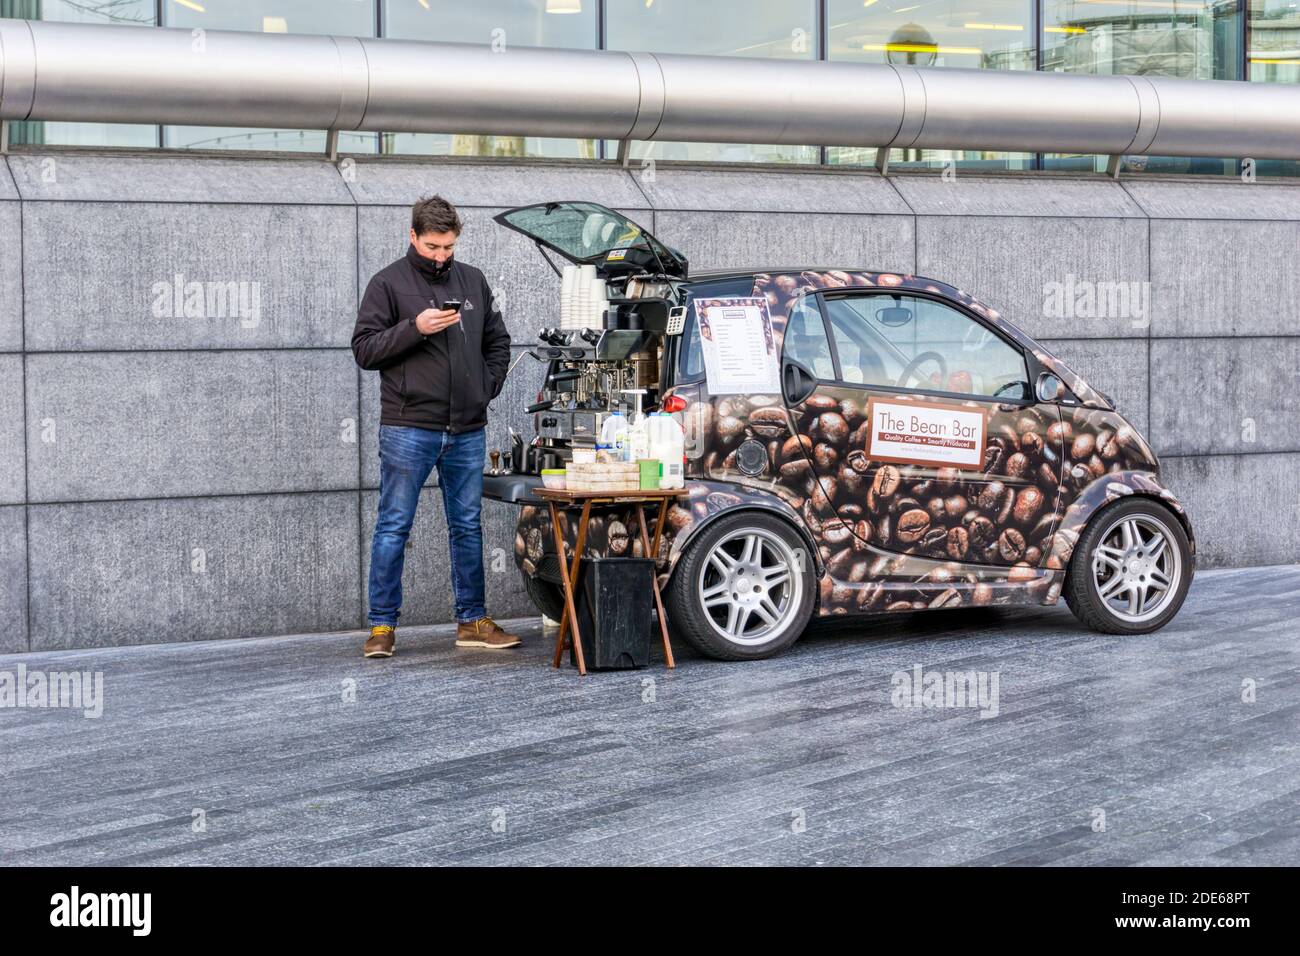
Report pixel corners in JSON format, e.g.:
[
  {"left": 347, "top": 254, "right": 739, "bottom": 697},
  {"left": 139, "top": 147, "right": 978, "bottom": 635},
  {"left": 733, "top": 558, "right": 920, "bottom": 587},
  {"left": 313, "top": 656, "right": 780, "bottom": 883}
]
[{"left": 783, "top": 360, "right": 817, "bottom": 405}]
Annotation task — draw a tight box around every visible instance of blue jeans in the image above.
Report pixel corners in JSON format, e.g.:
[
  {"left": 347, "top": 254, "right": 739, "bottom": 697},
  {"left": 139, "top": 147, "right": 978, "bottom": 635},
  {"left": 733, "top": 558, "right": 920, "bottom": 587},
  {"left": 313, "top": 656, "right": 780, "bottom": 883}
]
[{"left": 368, "top": 424, "right": 487, "bottom": 626}]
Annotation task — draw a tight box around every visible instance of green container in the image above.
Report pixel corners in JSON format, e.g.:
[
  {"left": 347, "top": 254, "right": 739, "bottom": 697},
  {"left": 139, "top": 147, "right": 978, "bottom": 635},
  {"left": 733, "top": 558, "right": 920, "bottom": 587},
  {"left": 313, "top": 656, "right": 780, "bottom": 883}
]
[{"left": 638, "top": 459, "right": 661, "bottom": 490}]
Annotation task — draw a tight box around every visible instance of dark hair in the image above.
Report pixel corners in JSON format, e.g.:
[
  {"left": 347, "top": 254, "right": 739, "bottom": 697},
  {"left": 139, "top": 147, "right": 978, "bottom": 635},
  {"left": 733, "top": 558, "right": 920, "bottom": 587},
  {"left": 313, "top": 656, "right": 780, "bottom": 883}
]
[{"left": 411, "top": 195, "right": 463, "bottom": 237}]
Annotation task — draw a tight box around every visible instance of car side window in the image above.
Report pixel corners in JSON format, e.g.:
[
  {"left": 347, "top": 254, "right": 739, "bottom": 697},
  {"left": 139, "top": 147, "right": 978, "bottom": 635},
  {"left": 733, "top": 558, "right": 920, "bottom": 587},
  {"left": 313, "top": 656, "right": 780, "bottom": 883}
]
[
  {"left": 680, "top": 314, "right": 705, "bottom": 379},
  {"left": 823, "top": 293, "right": 1028, "bottom": 399},
  {"left": 825, "top": 309, "right": 891, "bottom": 386},
  {"left": 781, "top": 294, "right": 836, "bottom": 380}
]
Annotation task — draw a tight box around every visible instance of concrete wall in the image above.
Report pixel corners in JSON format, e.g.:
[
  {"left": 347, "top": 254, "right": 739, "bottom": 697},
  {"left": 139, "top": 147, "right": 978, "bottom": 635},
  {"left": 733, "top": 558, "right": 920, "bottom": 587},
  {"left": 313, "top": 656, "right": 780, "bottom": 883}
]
[{"left": 0, "top": 151, "right": 1296, "bottom": 652}]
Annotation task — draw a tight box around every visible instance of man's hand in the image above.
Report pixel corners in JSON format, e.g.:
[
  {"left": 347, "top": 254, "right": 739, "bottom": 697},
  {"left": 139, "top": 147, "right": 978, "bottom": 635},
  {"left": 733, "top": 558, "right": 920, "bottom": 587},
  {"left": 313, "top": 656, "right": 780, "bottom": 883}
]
[{"left": 415, "top": 307, "right": 461, "bottom": 336}]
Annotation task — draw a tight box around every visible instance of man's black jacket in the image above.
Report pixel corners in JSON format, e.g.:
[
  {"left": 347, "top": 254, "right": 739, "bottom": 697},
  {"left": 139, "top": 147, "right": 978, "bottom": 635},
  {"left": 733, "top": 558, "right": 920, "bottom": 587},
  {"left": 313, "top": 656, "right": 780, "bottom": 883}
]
[{"left": 352, "top": 246, "right": 511, "bottom": 433}]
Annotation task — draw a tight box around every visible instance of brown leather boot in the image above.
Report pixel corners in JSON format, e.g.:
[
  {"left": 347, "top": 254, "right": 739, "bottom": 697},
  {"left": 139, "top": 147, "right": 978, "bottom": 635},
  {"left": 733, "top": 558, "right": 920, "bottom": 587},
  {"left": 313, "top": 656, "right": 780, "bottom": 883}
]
[
  {"left": 455, "top": 616, "right": 522, "bottom": 649},
  {"left": 364, "top": 625, "right": 395, "bottom": 658}
]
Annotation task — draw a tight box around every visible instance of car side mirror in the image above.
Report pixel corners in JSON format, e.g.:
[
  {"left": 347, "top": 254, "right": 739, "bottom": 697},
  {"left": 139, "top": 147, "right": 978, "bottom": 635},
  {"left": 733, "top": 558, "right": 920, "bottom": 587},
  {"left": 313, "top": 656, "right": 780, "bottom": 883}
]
[{"left": 1035, "top": 372, "right": 1065, "bottom": 403}]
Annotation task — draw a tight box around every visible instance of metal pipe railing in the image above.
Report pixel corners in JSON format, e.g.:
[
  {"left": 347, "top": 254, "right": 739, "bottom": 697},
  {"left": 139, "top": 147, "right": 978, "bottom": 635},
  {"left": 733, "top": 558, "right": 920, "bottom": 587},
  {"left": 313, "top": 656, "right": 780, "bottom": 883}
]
[{"left": 2, "top": 19, "right": 1298, "bottom": 160}]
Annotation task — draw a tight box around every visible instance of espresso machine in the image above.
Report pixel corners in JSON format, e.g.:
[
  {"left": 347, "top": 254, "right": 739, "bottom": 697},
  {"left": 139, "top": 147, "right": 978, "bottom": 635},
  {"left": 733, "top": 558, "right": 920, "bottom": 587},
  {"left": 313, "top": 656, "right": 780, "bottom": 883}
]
[
  {"left": 492, "top": 296, "right": 678, "bottom": 480},
  {"left": 527, "top": 326, "right": 657, "bottom": 464}
]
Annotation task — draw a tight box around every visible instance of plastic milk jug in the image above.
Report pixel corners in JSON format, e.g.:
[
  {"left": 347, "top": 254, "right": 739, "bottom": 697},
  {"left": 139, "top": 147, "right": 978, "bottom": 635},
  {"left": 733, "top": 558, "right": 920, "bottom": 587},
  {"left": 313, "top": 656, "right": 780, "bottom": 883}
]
[{"left": 647, "top": 412, "right": 685, "bottom": 488}]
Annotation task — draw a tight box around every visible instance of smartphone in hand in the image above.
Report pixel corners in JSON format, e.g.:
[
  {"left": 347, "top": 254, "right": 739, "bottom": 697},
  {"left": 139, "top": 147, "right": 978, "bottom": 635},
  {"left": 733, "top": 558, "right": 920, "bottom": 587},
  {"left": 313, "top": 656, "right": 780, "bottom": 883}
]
[{"left": 432, "top": 299, "right": 465, "bottom": 339}]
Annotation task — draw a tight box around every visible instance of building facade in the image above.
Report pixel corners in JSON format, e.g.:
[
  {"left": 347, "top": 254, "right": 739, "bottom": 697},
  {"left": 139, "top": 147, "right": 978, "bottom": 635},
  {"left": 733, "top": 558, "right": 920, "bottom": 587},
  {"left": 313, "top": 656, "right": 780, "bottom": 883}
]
[{"left": 2, "top": 0, "right": 1298, "bottom": 174}]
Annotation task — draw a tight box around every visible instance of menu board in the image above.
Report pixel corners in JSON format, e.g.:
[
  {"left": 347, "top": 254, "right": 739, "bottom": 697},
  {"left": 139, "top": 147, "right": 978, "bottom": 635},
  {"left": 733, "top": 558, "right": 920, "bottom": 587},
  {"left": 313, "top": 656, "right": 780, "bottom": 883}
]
[{"left": 695, "top": 297, "right": 781, "bottom": 395}]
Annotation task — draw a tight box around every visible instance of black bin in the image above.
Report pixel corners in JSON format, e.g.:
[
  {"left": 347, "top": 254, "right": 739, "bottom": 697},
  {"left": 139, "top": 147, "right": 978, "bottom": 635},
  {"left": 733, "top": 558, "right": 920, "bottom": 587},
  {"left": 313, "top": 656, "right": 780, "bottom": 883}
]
[{"left": 572, "top": 557, "right": 654, "bottom": 670}]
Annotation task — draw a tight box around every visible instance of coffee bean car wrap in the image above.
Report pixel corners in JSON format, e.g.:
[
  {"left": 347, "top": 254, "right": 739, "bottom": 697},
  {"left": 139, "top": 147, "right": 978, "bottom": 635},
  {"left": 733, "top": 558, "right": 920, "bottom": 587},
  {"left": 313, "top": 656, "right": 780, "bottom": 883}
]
[{"left": 513, "top": 270, "right": 1193, "bottom": 618}]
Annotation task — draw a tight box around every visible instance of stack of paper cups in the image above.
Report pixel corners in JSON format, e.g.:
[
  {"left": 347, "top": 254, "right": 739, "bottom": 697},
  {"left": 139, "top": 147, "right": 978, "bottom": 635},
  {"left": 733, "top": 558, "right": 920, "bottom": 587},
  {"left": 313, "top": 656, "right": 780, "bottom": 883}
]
[
  {"left": 560, "top": 265, "right": 579, "bottom": 328},
  {"left": 590, "top": 278, "right": 607, "bottom": 327},
  {"left": 574, "top": 264, "right": 598, "bottom": 330}
]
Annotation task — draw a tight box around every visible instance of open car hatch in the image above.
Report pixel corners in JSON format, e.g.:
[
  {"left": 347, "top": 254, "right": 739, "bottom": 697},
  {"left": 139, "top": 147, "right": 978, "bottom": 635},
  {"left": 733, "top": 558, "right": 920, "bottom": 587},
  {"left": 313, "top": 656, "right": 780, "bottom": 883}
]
[{"left": 493, "top": 201, "right": 688, "bottom": 280}]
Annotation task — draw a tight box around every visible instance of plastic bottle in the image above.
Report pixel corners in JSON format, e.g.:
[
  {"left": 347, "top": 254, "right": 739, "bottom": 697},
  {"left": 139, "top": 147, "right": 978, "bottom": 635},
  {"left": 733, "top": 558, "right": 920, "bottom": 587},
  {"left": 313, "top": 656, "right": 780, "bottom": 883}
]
[
  {"left": 622, "top": 389, "right": 650, "bottom": 462},
  {"left": 647, "top": 412, "right": 685, "bottom": 488},
  {"left": 599, "top": 412, "right": 629, "bottom": 460}
]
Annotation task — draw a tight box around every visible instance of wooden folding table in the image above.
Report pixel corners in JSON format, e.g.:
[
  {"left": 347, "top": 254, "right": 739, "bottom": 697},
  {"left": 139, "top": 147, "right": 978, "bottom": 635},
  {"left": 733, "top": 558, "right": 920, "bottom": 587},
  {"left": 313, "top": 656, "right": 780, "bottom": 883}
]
[{"left": 534, "top": 486, "right": 689, "bottom": 676}]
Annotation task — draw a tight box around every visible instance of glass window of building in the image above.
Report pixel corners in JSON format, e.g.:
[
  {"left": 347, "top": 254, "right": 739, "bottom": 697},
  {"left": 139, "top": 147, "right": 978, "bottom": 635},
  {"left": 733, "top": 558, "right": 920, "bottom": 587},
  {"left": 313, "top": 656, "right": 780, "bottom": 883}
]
[
  {"left": 2, "top": 0, "right": 159, "bottom": 147},
  {"left": 3, "top": 0, "right": 153, "bottom": 23},
  {"left": 605, "top": 0, "right": 820, "bottom": 164},
  {"left": 1042, "top": 0, "right": 1240, "bottom": 79},
  {"left": 382, "top": 0, "right": 597, "bottom": 159},
  {"left": 1248, "top": 0, "right": 1300, "bottom": 175},
  {"left": 1041, "top": 0, "right": 1242, "bottom": 174},
  {"left": 164, "top": 0, "right": 375, "bottom": 35},
  {"left": 161, "top": 0, "right": 378, "bottom": 153},
  {"left": 607, "top": 0, "right": 816, "bottom": 58},
  {"left": 384, "top": 0, "right": 594, "bottom": 45},
  {"left": 828, "top": 0, "right": 1035, "bottom": 70},
  {"left": 1250, "top": 0, "right": 1300, "bottom": 83},
  {"left": 826, "top": 0, "right": 1035, "bottom": 169}
]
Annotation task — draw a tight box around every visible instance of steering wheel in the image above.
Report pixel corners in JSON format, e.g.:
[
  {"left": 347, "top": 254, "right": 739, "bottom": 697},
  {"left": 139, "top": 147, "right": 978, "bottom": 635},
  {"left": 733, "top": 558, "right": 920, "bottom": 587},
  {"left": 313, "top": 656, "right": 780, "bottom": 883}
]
[
  {"left": 897, "top": 350, "right": 948, "bottom": 390},
  {"left": 993, "top": 380, "right": 1029, "bottom": 401}
]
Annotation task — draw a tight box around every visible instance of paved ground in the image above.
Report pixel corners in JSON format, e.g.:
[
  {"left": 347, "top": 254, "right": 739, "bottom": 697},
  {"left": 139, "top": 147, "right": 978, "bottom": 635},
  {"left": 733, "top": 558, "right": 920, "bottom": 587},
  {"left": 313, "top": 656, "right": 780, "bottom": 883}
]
[{"left": 1, "top": 565, "right": 1297, "bottom": 866}]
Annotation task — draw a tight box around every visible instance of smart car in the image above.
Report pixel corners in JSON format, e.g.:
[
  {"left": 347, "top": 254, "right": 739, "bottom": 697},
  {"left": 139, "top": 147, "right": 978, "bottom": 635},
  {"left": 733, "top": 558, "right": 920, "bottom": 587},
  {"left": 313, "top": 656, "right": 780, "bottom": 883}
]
[{"left": 489, "top": 202, "right": 1195, "bottom": 661}]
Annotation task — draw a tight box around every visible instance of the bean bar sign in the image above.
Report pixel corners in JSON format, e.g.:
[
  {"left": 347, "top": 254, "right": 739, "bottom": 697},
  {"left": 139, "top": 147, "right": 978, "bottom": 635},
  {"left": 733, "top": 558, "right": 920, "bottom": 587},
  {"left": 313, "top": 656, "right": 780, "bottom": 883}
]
[{"left": 867, "top": 398, "right": 988, "bottom": 470}]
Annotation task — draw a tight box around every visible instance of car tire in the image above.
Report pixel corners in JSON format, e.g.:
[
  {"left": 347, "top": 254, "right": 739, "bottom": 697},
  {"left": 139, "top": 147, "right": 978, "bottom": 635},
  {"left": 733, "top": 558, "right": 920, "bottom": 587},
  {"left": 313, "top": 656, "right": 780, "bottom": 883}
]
[
  {"left": 666, "top": 511, "right": 816, "bottom": 661},
  {"left": 1064, "top": 497, "right": 1192, "bottom": 635},
  {"left": 522, "top": 572, "right": 566, "bottom": 622}
]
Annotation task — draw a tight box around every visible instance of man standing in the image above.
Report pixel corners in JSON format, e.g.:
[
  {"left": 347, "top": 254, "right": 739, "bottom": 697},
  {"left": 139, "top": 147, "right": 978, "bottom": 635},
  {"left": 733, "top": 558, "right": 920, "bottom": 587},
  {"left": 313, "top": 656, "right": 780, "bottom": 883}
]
[{"left": 352, "top": 195, "right": 520, "bottom": 658}]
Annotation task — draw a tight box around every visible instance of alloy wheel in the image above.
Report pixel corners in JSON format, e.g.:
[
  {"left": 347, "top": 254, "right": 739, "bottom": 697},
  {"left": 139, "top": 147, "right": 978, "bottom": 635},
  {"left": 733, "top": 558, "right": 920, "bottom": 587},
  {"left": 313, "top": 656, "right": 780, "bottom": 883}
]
[
  {"left": 1090, "top": 512, "right": 1182, "bottom": 625},
  {"left": 697, "top": 528, "right": 803, "bottom": 646}
]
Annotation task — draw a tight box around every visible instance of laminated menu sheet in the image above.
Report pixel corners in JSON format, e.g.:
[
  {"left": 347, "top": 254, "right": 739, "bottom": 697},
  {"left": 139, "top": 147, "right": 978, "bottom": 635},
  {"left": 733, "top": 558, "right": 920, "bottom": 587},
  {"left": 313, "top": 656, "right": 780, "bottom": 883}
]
[{"left": 695, "top": 297, "right": 781, "bottom": 395}]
